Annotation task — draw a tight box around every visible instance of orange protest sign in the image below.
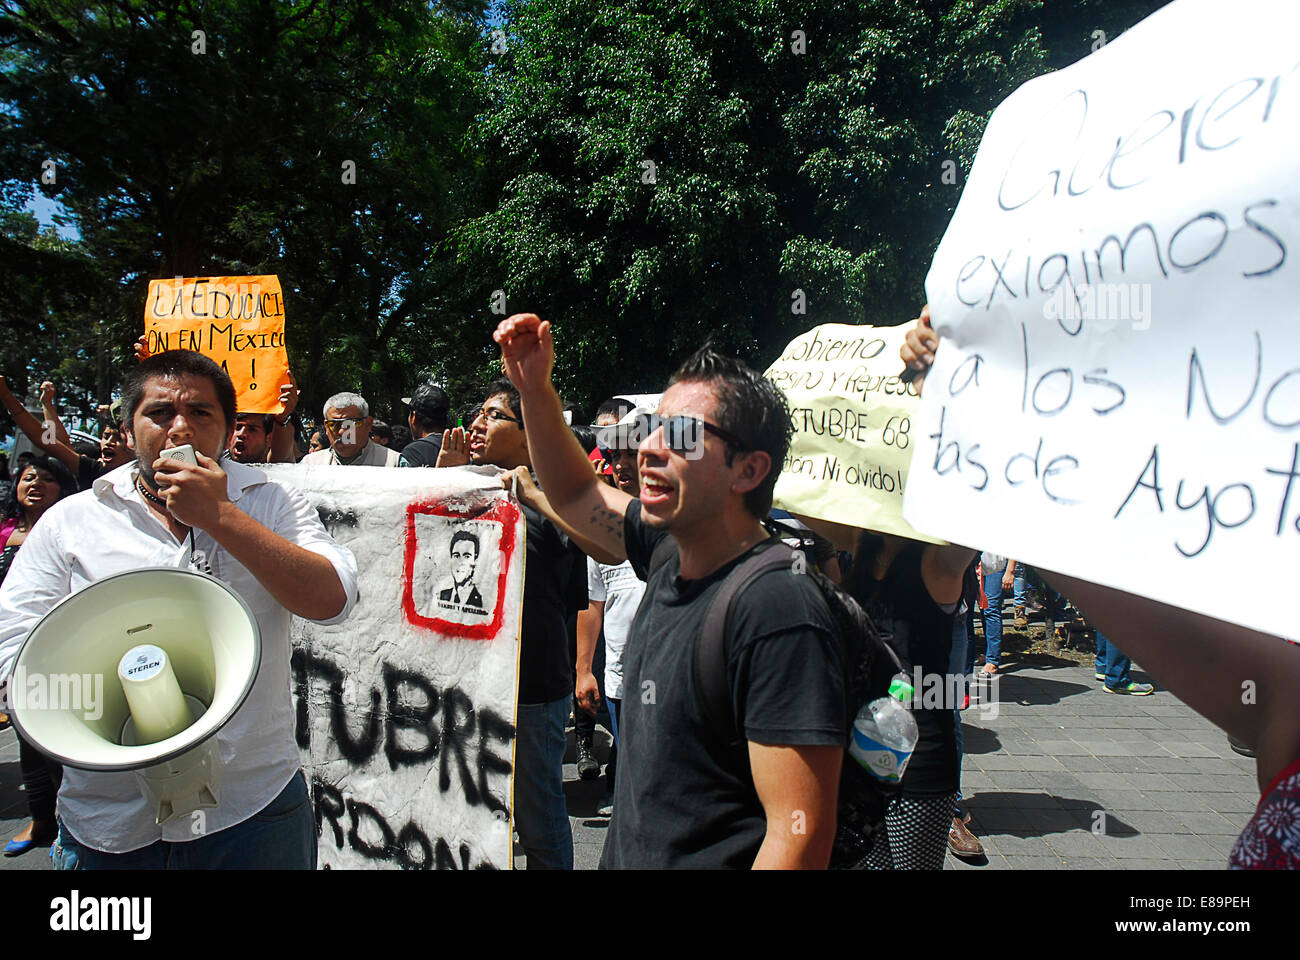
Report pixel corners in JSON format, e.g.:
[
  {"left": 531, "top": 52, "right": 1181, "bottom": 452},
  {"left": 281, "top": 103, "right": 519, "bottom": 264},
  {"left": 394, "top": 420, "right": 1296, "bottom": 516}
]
[{"left": 143, "top": 276, "right": 289, "bottom": 414}]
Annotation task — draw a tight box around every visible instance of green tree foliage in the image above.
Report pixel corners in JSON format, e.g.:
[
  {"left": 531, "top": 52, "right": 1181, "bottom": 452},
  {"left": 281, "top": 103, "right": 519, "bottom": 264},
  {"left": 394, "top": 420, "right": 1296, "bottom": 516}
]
[
  {"left": 1, "top": 0, "right": 1170, "bottom": 422},
  {"left": 0, "top": 209, "right": 111, "bottom": 427},
  {"left": 1, "top": 0, "right": 489, "bottom": 419},
  {"left": 458, "top": 0, "right": 1168, "bottom": 408}
]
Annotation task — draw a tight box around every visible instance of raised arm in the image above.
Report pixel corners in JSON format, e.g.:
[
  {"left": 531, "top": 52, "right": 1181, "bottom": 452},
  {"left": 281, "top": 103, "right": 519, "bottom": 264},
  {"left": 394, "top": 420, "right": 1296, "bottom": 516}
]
[
  {"left": 269, "top": 371, "right": 300, "bottom": 463},
  {"left": 502, "top": 466, "right": 624, "bottom": 565},
  {"left": 0, "top": 375, "right": 79, "bottom": 473},
  {"left": 494, "top": 314, "right": 633, "bottom": 564},
  {"left": 39, "top": 381, "right": 71, "bottom": 448},
  {"left": 921, "top": 543, "right": 979, "bottom": 606}
]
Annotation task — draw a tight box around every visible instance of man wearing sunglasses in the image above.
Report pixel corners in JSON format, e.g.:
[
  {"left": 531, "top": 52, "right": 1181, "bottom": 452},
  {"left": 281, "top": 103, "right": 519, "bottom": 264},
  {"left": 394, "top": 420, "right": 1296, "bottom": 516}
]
[
  {"left": 437, "top": 378, "right": 588, "bottom": 870},
  {"left": 494, "top": 314, "right": 844, "bottom": 870},
  {"left": 301, "top": 392, "right": 399, "bottom": 467}
]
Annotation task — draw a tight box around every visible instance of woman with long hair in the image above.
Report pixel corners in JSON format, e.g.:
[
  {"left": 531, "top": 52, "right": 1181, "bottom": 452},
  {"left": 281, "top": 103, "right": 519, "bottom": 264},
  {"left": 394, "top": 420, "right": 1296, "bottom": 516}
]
[{"left": 0, "top": 454, "right": 78, "bottom": 855}]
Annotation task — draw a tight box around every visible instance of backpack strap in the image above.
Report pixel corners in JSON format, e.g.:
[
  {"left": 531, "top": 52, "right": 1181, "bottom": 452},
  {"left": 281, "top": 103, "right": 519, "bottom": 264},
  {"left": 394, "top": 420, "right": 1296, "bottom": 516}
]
[
  {"left": 646, "top": 535, "right": 676, "bottom": 581},
  {"left": 695, "top": 539, "right": 801, "bottom": 748}
]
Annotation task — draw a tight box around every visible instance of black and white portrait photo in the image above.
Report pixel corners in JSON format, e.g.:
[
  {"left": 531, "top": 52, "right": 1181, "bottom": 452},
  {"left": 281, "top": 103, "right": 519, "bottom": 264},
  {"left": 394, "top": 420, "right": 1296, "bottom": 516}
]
[
  {"left": 438, "top": 530, "right": 485, "bottom": 614},
  {"left": 409, "top": 512, "right": 502, "bottom": 626}
]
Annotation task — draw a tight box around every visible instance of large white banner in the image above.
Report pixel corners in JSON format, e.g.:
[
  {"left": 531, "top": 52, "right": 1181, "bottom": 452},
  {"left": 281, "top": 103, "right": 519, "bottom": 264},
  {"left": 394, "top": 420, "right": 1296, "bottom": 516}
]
[
  {"left": 268, "top": 464, "right": 525, "bottom": 870},
  {"left": 904, "top": 0, "right": 1300, "bottom": 639}
]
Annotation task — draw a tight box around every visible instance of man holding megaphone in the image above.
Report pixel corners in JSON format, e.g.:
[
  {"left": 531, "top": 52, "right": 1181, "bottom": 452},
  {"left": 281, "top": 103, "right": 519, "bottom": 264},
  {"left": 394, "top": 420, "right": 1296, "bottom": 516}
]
[{"left": 0, "top": 350, "right": 358, "bottom": 869}]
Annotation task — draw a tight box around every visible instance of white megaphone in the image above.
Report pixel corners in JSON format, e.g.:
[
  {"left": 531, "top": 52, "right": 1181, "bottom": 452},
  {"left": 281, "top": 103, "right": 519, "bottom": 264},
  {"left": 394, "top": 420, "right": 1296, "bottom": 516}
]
[{"left": 8, "top": 567, "right": 260, "bottom": 825}]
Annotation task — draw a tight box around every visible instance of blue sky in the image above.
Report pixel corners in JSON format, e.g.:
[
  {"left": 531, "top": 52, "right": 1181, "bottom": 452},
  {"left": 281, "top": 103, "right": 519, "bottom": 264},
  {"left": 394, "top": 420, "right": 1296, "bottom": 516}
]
[{"left": 26, "top": 187, "right": 80, "bottom": 240}]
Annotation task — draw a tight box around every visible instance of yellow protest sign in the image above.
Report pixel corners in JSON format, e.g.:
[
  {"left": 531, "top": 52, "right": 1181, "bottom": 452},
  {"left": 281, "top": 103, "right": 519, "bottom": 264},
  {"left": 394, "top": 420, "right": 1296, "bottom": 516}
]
[
  {"left": 765, "top": 323, "right": 943, "bottom": 543},
  {"left": 144, "top": 276, "right": 289, "bottom": 415}
]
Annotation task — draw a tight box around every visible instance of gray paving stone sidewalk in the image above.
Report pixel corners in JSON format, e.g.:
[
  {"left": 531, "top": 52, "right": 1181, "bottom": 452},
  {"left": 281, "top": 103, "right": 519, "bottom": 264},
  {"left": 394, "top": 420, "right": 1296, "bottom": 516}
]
[
  {"left": 544, "top": 656, "right": 1257, "bottom": 870},
  {"left": 948, "top": 657, "right": 1255, "bottom": 870},
  {"left": 0, "top": 655, "right": 1257, "bottom": 870}
]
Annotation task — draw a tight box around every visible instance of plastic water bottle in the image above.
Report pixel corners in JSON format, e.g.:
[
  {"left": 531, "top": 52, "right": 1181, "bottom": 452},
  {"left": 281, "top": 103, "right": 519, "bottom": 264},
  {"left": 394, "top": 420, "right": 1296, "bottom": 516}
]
[{"left": 848, "top": 673, "right": 919, "bottom": 783}]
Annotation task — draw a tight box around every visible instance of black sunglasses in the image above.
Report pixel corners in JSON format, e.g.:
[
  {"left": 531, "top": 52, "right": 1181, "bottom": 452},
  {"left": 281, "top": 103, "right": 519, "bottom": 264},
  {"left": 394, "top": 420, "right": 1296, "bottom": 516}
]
[{"left": 597, "top": 414, "right": 749, "bottom": 459}]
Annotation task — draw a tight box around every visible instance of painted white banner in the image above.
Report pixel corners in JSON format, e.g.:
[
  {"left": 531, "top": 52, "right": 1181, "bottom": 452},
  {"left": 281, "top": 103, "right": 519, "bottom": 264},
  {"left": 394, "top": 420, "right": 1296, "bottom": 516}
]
[
  {"left": 904, "top": 0, "right": 1300, "bottom": 639},
  {"left": 266, "top": 463, "right": 525, "bottom": 869}
]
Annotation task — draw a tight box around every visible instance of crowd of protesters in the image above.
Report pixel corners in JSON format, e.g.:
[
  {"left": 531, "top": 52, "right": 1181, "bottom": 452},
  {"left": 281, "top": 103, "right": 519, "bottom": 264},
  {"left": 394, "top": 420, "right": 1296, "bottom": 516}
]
[{"left": 0, "top": 308, "right": 1295, "bottom": 871}]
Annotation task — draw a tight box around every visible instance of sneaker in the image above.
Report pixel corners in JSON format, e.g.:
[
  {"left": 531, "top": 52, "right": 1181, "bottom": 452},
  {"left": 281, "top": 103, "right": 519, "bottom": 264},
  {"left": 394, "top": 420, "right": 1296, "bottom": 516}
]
[
  {"left": 576, "top": 735, "right": 600, "bottom": 780},
  {"left": 948, "top": 814, "right": 984, "bottom": 858},
  {"left": 596, "top": 797, "right": 614, "bottom": 818},
  {"left": 1227, "top": 735, "right": 1256, "bottom": 758},
  {"left": 1094, "top": 672, "right": 1105, "bottom": 681},
  {"left": 1013, "top": 605, "right": 1028, "bottom": 628},
  {"left": 1103, "top": 681, "right": 1154, "bottom": 696}
]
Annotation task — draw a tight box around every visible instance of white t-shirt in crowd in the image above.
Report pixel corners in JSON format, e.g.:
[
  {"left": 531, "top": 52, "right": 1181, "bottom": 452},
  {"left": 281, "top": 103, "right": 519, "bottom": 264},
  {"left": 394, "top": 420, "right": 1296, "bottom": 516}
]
[
  {"left": 980, "top": 551, "right": 1009, "bottom": 573},
  {"left": 587, "top": 556, "right": 645, "bottom": 701}
]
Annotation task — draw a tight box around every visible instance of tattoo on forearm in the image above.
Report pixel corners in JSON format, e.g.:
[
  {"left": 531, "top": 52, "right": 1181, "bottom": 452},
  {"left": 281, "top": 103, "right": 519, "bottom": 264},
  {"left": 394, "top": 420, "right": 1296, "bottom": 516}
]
[{"left": 587, "top": 504, "right": 625, "bottom": 544}]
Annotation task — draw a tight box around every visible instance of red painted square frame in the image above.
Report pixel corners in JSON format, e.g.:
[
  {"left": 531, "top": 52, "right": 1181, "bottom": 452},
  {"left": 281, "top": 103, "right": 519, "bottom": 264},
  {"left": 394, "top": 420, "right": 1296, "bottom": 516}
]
[{"left": 402, "top": 496, "right": 520, "bottom": 640}]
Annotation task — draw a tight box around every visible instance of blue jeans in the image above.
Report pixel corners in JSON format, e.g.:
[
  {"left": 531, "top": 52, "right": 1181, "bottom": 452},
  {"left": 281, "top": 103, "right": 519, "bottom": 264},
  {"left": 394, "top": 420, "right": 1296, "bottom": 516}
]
[
  {"left": 980, "top": 570, "right": 1004, "bottom": 667},
  {"left": 58, "top": 770, "right": 316, "bottom": 869},
  {"left": 606, "top": 697, "right": 621, "bottom": 748},
  {"left": 1013, "top": 566, "right": 1030, "bottom": 608},
  {"left": 1094, "top": 632, "right": 1133, "bottom": 688},
  {"left": 514, "top": 697, "right": 573, "bottom": 870}
]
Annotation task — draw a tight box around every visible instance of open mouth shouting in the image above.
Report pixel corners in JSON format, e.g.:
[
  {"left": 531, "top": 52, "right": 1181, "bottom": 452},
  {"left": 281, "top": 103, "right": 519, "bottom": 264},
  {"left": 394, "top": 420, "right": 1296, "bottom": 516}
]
[
  {"left": 640, "top": 472, "right": 675, "bottom": 508},
  {"left": 467, "top": 431, "right": 487, "bottom": 460}
]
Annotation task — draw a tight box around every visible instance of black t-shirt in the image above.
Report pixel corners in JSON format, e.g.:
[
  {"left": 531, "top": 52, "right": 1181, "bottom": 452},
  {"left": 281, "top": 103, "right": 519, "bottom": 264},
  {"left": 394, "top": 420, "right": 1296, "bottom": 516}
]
[
  {"left": 76, "top": 454, "right": 102, "bottom": 491},
  {"left": 517, "top": 502, "right": 588, "bottom": 704},
  {"left": 848, "top": 541, "right": 959, "bottom": 796},
  {"left": 397, "top": 434, "right": 442, "bottom": 468},
  {"left": 601, "top": 500, "right": 845, "bottom": 870}
]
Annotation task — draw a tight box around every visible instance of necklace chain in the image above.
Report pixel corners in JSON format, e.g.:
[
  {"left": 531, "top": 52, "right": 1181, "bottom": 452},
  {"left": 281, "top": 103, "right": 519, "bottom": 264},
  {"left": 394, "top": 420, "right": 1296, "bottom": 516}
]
[{"left": 136, "top": 475, "right": 166, "bottom": 507}]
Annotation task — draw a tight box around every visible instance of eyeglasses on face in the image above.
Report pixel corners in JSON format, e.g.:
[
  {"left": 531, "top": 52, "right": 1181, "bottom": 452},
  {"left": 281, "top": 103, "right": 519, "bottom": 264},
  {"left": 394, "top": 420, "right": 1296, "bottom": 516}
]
[
  {"left": 474, "top": 407, "right": 521, "bottom": 425},
  {"left": 324, "top": 417, "right": 364, "bottom": 431}
]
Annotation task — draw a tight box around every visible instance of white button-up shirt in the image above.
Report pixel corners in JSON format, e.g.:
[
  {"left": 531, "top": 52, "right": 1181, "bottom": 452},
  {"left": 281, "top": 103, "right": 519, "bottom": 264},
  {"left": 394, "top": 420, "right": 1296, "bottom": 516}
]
[{"left": 0, "top": 458, "right": 358, "bottom": 853}]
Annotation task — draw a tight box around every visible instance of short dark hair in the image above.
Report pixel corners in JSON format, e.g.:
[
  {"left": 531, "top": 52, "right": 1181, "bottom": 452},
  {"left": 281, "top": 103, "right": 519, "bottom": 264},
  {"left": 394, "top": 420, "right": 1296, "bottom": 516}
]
[
  {"left": 450, "top": 529, "right": 480, "bottom": 557},
  {"left": 235, "top": 412, "right": 275, "bottom": 434},
  {"left": 122, "top": 350, "right": 237, "bottom": 434},
  {"left": 388, "top": 424, "right": 412, "bottom": 452},
  {"left": 668, "top": 344, "right": 793, "bottom": 518},
  {"left": 409, "top": 383, "right": 450, "bottom": 432},
  {"left": 71, "top": 439, "right": 100, "bottom": 461},
  {"left": 484, "top": 378, "right": 523, "bottom": 429},
  {"left": 596, "top": 397, "right": 634, "bottom": 422},
  {"left": 570, "top": 424, "right": 597, "bottom": 455},
  {"left": 5, "top": 454, "right": 78, "bottom": 518},
  {"left": 371, "top": 419, "right": 392, "bottom": 442}
]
